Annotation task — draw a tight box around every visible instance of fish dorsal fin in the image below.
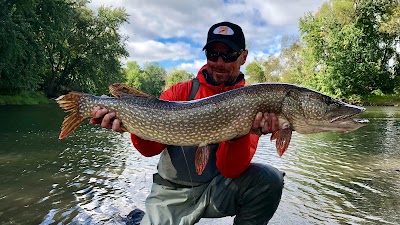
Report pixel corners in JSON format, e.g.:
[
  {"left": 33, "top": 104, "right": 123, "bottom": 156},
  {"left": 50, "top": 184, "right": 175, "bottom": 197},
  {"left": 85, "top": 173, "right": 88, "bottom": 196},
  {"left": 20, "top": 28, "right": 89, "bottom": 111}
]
[{"left": 109, "top": 83, "right": 153, "bottom": 98}]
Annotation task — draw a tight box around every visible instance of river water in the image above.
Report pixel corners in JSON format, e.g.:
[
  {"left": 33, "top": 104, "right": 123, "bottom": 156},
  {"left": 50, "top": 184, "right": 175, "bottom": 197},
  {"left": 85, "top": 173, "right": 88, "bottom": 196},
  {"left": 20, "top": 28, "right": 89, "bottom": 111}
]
[{"left": 0, "top": 104, "right": 399, "bottom": 225}]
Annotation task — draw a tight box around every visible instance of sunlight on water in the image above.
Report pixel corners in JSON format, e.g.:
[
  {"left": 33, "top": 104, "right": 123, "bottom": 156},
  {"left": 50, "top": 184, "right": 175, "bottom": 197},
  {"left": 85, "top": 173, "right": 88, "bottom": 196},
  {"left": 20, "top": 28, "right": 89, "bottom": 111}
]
[{"left": 0, "top": 105, "right": 399, "bottom": 225}]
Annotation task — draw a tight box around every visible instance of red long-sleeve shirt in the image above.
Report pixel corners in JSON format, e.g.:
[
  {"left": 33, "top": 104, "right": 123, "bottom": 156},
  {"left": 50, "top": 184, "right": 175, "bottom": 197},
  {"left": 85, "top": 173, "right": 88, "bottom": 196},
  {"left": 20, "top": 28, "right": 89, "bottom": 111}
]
[{"left": 131, "top": 65, "right": 260, "bottom": 178}]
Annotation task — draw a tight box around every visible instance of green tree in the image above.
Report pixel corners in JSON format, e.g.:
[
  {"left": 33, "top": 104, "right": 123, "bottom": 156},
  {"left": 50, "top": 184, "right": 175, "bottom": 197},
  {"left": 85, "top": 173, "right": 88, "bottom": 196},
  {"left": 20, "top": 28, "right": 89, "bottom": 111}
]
[
  {"left": 262, "top": 56, "right": 282, "bottom": 83},
  {"left": 125, "top": 61, "right": 143, "bottom": 89},
  {"left": 40, "top": 1, "right": 129, "bottom": 97},
  {"left": 0, "top": 0, "right": 46, "bottom": 95},
  {"left": 141, "top": 62, "right": 166, "bottom": 97},
  {"left": 279, "top": 36, "right": 305, "bottom": 84},
  {"left": 244, "top": 56, "right": 281, "bottom": 83},
  {"left": 379, "top": 2, "right": 400, "bottom": 35},
  {"left": 124, "top": 61, "right": 166, "bottom": 97},
  {"left": 379, "top": 2, "right": 400, "bottom": 92},
  {"left": 245, "top": 60, "right": 264, "bottom": 84},
  {"left": 299, "top": 0, "right": 399, "bottom": 97},
  {"left": 245, "top": 36, "right": 304, "bottom": 84},
  {"left": 165, "top": 69, "right": 194, "bottom": 89},
  {"left": 0, "top": 0, "right": 128, "bottom": 97}
]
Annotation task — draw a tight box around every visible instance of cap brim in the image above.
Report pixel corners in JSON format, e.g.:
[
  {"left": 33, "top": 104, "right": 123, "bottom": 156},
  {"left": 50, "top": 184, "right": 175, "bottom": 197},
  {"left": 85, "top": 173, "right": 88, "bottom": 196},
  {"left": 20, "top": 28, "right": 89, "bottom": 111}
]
[{"left": 202, "top": 39, "right": 242, "bottom": 52}]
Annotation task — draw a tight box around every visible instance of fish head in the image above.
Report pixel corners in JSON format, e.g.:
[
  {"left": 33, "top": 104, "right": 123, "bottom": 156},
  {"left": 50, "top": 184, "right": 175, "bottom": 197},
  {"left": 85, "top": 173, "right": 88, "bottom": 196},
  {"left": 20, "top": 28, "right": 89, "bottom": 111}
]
[{"left": 285, "top": 89, "right": 369, "bottom": 134}]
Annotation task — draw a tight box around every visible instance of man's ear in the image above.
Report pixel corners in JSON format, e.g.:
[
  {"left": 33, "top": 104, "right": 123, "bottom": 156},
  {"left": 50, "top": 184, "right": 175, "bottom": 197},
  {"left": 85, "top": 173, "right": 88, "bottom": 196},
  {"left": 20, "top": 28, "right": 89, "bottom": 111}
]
[{"left": 240, "top": 50, "right": 248, "bottom": 65}]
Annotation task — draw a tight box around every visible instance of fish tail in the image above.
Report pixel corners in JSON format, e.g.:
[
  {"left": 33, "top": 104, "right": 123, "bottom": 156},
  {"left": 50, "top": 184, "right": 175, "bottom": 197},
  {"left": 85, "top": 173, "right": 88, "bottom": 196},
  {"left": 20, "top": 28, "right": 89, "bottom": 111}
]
[{"left": 56, "top": 92, "right": 90, "bottom": 139}]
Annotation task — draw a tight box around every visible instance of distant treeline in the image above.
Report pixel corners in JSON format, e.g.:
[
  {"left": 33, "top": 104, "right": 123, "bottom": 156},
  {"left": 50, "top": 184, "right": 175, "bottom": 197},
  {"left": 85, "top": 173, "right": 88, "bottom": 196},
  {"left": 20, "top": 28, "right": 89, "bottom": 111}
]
[
  {"left": 246, "top": 0, "right": 400, "bottom": 101},
  {"left": 0, "top": 0, "right": 399, "bottom": 102}
]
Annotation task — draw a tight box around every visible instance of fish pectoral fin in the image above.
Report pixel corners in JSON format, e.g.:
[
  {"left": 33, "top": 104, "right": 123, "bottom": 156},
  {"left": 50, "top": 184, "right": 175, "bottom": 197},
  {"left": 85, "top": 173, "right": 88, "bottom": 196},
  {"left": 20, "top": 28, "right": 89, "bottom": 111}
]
[
  {"left": 195, "top": 145, "right": 210, "bottom": 175},
  {"left": 109, "top": 83, "right": 153, "bottom": 98},
  {"left": 270, "top": 128, "right": 293, "bottom": 157},
  {"left": 120, "top": 123, "right": 129, "bottom": 133}
]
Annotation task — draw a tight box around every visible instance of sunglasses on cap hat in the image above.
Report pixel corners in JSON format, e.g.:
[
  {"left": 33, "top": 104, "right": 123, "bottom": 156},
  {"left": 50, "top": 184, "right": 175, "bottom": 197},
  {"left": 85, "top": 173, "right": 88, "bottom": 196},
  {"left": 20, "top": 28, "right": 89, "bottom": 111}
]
[{"left": 205, "top": 49, "right": 244, "bottom": 63}]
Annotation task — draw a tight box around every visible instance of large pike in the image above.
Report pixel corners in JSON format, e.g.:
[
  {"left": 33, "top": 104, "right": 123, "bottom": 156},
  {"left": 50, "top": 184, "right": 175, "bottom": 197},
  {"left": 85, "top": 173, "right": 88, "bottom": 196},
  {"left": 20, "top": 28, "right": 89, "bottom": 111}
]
[{"left": 56, "top": 83, "right": 369, "bottom": 175}]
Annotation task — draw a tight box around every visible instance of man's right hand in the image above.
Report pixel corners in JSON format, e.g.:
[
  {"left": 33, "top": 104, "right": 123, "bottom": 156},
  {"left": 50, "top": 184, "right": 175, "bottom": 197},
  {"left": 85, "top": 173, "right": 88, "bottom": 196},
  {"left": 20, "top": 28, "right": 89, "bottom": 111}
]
[
  {"left": 250, "top": 112, "right": 279, "bottom": 136},
  {"left": 90, "top": 106, "right": 124, "bottom": 132}
]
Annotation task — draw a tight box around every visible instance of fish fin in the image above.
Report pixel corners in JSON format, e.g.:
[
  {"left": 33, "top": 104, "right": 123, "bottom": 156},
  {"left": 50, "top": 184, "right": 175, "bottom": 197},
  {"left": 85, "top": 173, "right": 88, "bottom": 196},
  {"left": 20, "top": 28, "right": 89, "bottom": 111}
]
[
  {"left": 270, "top": 128, "right": 292, "bottom": 157},
  {"left": 270, "top": 131, "right": 279, "bottom": 141},
  {"left": 56, "top": 92, "right": 90, "bottom": 139},
  {"left": 195, "top": 145, "right": 210, "bottom": 175},
  {"left": 109, "top": 83, "right": 153, "bottom": 98},
  {"left": 120, "top": 124, "right": 129, "bottom": 132}
]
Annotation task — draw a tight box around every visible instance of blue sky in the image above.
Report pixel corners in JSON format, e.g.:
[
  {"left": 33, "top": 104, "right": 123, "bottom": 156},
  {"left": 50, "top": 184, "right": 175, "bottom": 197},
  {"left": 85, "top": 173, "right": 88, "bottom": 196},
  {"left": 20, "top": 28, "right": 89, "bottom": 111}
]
[{"left": 88, "top": 0, "right": 326, "bottom": 74}]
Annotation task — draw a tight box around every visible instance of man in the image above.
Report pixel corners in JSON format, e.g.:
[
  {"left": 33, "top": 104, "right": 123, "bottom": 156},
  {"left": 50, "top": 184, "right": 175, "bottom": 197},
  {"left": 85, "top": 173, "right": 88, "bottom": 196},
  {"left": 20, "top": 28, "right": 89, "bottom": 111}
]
[{"left": 91, "top": 22, "right": 284, "bottom": 225}]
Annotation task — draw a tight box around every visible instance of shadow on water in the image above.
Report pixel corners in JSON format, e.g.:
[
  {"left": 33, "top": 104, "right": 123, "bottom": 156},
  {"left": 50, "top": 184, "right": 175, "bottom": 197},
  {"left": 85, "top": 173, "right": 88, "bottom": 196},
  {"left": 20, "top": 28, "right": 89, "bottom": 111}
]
[{"left": 0, "top": 105, "right": 399, "bottom": 224}]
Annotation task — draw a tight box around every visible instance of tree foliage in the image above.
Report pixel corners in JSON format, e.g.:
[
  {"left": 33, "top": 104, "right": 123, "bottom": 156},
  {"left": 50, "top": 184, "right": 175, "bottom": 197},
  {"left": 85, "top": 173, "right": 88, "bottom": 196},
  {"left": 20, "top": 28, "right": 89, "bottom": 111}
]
[
  {"left": 247, "top": 0, "right": 399, "bottom": 98},
  {"left": 245, "top": 60, "right": 264, "bottom": 84},
  {"left": 0, "top": 0, "right": 46, "bottom": 95},
  {"left": 299, "top": 0, "right": 400, "bottom": 97},
  {"left": 165, "top": 69, "right": 194, "bottom": 89},
  {"left": 0, "top": 0, "right": 128, "bottom": 97},
  {"left": 379, "top": 2, "right": 400, "bottom": 36},
  {"left": 39, "top": 1, "right": 129, "bottom": 96},
  {"left": 125, "top": 61, "right": 166, "bottom": 97},
  {"left": 245, "top": 36, "right": 304, "bottom": 84},
  {"left": 279, "top": 36, "right": 305, "bottom": 84}
]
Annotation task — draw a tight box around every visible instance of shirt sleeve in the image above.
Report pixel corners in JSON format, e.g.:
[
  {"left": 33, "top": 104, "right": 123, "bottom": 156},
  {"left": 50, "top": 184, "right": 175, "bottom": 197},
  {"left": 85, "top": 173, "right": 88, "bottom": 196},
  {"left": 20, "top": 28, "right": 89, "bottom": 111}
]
[{"left": 216, "top": 133, "right": 260, "bottom": 178}]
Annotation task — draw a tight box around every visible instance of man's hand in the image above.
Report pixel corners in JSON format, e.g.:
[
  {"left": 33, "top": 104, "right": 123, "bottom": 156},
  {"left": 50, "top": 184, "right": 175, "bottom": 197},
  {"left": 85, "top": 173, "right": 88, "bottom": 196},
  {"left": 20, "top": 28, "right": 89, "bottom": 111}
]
[
  {"left": 250, "top": 112, "right": 279, "bottom": 136},
  {"left": 90, "top": 106, "right": 124, "bottom": 133}
]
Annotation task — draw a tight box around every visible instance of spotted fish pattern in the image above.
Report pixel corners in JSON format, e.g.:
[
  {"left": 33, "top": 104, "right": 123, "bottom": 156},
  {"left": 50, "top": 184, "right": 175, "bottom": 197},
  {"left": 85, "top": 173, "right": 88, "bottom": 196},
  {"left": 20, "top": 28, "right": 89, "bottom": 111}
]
[{"left": 56, "top": 83, "right": 369, "bottom": 175}]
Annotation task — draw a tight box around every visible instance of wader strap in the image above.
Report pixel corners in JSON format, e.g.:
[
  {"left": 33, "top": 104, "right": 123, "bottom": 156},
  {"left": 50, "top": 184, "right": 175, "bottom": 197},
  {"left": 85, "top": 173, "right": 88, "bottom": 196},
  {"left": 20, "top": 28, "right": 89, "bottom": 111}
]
[{"left": 188, "top": 78, "right": 200, "bottom": 101}]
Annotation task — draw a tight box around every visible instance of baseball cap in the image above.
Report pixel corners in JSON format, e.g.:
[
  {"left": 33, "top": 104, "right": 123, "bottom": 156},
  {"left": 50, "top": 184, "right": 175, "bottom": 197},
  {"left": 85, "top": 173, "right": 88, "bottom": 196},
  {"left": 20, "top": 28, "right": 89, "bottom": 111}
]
[{"left": 202, "top": 21, "right": 245, "bottom": 52}]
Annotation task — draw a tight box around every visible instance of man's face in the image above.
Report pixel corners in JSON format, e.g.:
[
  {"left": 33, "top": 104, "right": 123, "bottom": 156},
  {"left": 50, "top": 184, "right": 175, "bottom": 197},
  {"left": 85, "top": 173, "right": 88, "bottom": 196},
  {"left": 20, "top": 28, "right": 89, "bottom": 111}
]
[{"left": 205, "top": 42, "right": 248, "bottom": 85}]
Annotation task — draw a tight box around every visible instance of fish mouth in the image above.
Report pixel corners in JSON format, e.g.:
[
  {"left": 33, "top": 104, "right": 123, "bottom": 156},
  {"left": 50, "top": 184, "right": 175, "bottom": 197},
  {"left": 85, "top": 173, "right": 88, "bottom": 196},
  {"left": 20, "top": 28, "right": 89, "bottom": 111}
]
[
  {"left": 329, "top": 105, "right": 369, "bottom": 125},
  {"left": 330, "top": 113, "right": 369, "bottom": 125}
]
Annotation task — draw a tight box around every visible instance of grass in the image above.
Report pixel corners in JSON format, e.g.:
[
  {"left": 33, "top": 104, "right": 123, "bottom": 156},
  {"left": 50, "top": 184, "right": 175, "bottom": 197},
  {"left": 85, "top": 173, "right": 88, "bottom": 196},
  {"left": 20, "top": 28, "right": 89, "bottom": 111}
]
[{"left": 0, "top": 92, "right": 53, "bottom": 105}]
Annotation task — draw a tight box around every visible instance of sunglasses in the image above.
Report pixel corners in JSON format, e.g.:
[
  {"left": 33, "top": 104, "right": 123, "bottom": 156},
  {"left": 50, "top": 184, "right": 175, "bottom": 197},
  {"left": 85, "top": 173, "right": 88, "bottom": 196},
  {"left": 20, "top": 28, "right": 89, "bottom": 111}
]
[{"left": 205, "top": 49, "right": 243, "bottom": 63}]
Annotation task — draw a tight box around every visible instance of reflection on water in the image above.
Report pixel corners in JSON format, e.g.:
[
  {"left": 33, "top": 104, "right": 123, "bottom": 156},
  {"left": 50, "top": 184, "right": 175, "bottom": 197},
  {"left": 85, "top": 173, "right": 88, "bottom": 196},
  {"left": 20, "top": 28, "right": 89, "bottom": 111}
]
[{"left": 0, "top": 105, "right": 399, "bottom": 224}]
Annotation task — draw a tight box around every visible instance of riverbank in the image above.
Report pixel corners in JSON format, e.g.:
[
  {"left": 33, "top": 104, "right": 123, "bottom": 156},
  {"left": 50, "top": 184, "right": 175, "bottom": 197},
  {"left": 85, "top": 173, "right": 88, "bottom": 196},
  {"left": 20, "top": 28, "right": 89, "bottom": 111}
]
[
  {"left": 359, "top": 94, "right": 400, "bottom": 106},
  {"left": 0, "top": 92, "right": 52, "bottom": 105}
]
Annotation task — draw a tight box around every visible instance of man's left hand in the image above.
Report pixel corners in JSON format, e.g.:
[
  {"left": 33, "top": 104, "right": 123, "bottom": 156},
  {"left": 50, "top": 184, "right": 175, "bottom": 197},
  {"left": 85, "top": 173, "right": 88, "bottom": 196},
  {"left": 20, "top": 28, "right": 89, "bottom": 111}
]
[{"left": 250, "top": 112, "right": 279, "bottom": 136}]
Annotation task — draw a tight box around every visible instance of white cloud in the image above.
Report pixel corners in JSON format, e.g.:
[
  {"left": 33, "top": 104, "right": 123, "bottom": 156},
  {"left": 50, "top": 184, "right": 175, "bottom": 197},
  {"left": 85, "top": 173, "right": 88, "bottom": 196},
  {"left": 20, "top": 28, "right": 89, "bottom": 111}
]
[
  {"left": 88, "top": 0, "right": 326, "bottom": 71},
  {"left": 175, "top": 60, "right": 207, "bottom": 75},
  {"left": 125, "top": 40, "right": 199, "bottom": 64}
]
